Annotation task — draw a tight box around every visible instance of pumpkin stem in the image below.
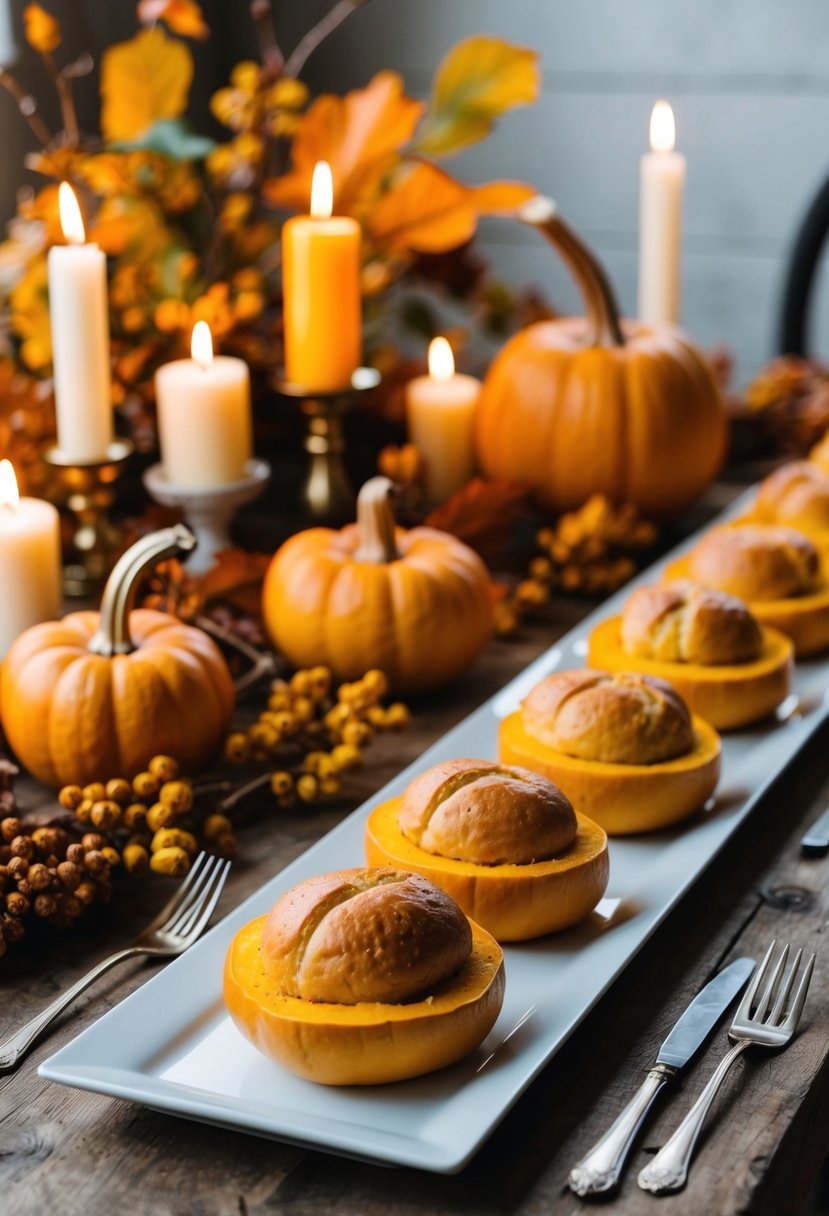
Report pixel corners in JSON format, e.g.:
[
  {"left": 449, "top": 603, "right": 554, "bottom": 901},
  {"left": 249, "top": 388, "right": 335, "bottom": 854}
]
[
  {"left": 87, "top": 525, "right": 197, "bottom": 657},
  {"left": 519, "top": 196, "right": 625, "bottom": 348},
  {"left": 353, "top": 476, "right": 400, "bottom": 564}
]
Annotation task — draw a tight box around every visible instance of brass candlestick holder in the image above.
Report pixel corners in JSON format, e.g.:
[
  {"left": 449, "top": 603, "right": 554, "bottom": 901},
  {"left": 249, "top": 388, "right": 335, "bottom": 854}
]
[
  {"left": 44, "top": 439, "right": 134, "bottom": 597},
  {"left": 276, "top": 366, "right": 381, "bottom": 522}
]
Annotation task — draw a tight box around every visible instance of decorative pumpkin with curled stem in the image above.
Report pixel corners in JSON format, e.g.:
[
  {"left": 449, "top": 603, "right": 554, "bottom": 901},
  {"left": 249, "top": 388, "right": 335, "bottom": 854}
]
[
  {"left": 0, "top": 526, "right": 235, "bottom": 788},
  {"left": 475, "top": 196, "right": 728, "bottom": 517},
  {"left": 262, "top": 477, "right": 493, "bottom": 693}
]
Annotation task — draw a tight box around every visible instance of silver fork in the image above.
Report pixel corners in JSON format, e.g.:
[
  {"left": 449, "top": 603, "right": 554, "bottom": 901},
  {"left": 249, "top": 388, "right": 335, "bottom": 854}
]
[
  {"left": 638, "top": 940, "right": 815, "bottom": 1194},
  {"left": 0, "top": 851, "right": 230, "bottom": 1072}
]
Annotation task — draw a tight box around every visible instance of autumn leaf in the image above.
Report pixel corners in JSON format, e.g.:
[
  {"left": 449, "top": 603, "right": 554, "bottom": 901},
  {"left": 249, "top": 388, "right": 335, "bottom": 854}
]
[
  {"left": 416, "top": 36, "right": 540, "bottom": 158},
  {"left": 425, "top": 477, "right": 530, "bottom": 564},
  {"left": 23, "top": 4, "right": 61, "bottom": 54},
  {"left": 264, "top": 71, "right": 424, "bottom": 215},
  {"left": 368, "top": 162, "right": 535, "bottom": 254},
  {"left": 100, "top": 26, "right": 193, "bottom": 142},
  {"left": 137, "top": 0, "right": 209, "bottom": 40}
]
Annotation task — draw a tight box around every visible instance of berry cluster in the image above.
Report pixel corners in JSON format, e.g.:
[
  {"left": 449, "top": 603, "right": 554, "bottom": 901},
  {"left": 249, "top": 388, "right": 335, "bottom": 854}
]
[{"left": 224, "top": 666, "right": 411, "bottom": 808}]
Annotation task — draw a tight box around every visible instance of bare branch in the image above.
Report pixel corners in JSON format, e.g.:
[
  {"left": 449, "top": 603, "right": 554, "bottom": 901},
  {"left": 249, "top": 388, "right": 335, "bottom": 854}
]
[
  {"left": 0, "top": 69, "right": 52, "bottom": 146},
  {"left": 43, "top": 52, "right": 79, "bottom": 146},
  {"left": 283, "top": 0, "right": 372, "bottom": 79},
  {"left": 250, "top": 0, "right": 284, "bottom": 82}
]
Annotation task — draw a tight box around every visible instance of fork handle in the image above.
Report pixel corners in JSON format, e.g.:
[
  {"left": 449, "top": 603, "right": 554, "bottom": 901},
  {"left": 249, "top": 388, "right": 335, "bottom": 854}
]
[
  {"left": 0, "top": 945, "right": 144, "bottom": 1072},
  {"left": 569, "top": 1064, "right": 675, "bottom": 1195},
  {"left": 638, "top": 1040, "right": 750, "bottom": 1194}
]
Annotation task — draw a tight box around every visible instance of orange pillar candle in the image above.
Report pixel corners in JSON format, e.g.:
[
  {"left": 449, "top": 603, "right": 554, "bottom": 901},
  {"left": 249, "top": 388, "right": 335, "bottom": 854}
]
[{"left": 282, "top": 161, "right": 362, "bottom": 391}]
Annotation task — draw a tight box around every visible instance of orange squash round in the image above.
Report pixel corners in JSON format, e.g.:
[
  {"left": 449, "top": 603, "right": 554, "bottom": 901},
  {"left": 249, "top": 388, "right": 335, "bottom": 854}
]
[
  {"left": 475, "top": 198, "right": 727, "bottom": 516},
  {"left": 262, "top": 477, "right": 492, "bottom": 692},
  {"left": 365, "top": 795, "right": 608, "bottom": 941},
  {"left": 0, "top": 526, "right": 234, "bottom": 788},
  {"left": 224, "top": 912, "right": 504, "bottom": 1086}
]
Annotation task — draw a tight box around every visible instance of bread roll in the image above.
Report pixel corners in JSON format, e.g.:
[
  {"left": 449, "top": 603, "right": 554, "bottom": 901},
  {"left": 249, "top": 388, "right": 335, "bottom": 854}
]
[
  {"left": 261, "top": 868, "right": 472, "bottom": 1005},
  {"left": 810, "top": 429, "right": 829, "bottom": 475},
  {"left": 621, "top": 580, "right": 762, "bottom": 665},
  {"left": 687, "top": 524, "right": 819, "bottom": 601},
  {"left": 520, "top": 669, "right": 694, "bottom": 765},
  {"left": 398, "top": 758, "right": 577, "bottom": 864},
  {"left": 755, "top": 461, "right": 829, "bottom": 534}
]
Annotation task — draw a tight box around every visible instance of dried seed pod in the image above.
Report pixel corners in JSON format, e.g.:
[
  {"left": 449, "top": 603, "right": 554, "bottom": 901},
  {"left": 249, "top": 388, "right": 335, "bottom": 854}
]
[{"left": 150, "top": 846, "right": 190, "bottom": 877}]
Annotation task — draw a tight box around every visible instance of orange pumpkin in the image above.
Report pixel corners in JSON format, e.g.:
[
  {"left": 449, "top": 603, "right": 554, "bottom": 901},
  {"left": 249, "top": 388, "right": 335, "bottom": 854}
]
[
  {"left": 262, "top": 477, "right": 493, "bottom": 692},
  {"left": 475, "top": 197, "right": 728, "bottom": 516},
  {"left": 0, "top": 526, "right": 235, "bottom": 788}
]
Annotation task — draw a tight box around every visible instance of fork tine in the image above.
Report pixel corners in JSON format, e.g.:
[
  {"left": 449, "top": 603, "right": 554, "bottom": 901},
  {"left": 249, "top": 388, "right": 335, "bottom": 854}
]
[
  {"left": 780, "top": 952, "right": 816, "bottom": 1034},
  {"left": 164, "top": 855, "right": 221, "bottom": 934},
  {"left": 770, "top": 948, "right": 802, "bottom": 1025},
  {"left": 144, "top": 851, "right": 210, "bottom": 932},
  {"left": 170, "top": 856, "right": 223, "bottom": 938},
  {"left": 737, "top": 939, "right": 776, "bottom": 1019},
  {"left": 177, "top": 859, "right": 231, "bottom": 943},
  {"left": 755, "top": 943, "right": 789, "bottom": 1021}
]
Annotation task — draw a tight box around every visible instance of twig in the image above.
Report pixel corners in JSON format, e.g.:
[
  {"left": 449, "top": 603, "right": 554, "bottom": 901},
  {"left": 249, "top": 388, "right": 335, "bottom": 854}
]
[
  {"left": 196, "top": 613, "right": 278, "bottom": 695},
  {"left": 218, "top": 771, "right": 272, "bottom": 812},
  {"left": 283, "top": 0, "right": 372, "bottom": 78},
  {"left": 43, "top": 52, "right": 79, "bottom": 146},
  {"left": 250, "top": 0, "right": 284, "bottom": 82},
  {"left": 0, "top": 69, "right": 52, "bottom": 146}
]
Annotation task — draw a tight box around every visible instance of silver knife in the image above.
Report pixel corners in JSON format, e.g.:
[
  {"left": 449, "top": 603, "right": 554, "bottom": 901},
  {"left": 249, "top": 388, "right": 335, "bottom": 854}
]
[{"left": 568, "top": 956, "right": 755, "bottom": 1196}]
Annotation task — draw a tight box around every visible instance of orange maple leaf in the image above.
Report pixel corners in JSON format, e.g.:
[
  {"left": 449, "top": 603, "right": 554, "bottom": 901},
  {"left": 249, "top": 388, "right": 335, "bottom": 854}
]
[
  {"left": 264, "top": 71, "right": 424, "bottom": 215},
  {"left": 368, "top": 162, "right": 535, "bottom": 254},
  {"left": 137, "top": 0, "right": 209, "bottom": 40},
  {"left": 424, "top": 477, "right": 531, "bottom": 564}
]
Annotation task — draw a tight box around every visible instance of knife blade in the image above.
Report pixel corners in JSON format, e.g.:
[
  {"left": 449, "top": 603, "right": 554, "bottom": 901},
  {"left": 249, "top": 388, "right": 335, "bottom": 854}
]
[{"left": 568, "top": 956, "right": 755, "bottom": 1196}]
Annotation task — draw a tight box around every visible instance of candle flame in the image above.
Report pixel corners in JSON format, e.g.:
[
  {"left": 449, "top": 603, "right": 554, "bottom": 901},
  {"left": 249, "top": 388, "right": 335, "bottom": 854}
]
[
  {"left": 191, "top": 320, "right": 214, "bottom": 369},
  {"left": 649, "top": 100, "right": 676, "bottom": 154},
  {"left": 310, "top": 161, "right": 334, "bottom": 219},
  {"left": 58, "top": 181, "right": 85, "bottom": 245},
  {"left": 0, "top": 459, "right": 20, "bottom": 511},
  {"left": 428, "top": 337, "right": 455, "bottom": 382}
]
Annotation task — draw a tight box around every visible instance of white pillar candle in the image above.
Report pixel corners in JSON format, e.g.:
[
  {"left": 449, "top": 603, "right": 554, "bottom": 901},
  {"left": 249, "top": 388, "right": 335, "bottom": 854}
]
[
  {"left": 155, "top": 321, "right": 253, "bottom": 489},
  {"left": 48, "top": 182, "right": 113, "bottom": 461},
  {"left": 638, "top": 100, "right": 686, "bottom": 325},
  {"left": 0, "top": 460, "right": 62, "bottom": 659},
  {"left": 406, "top": 338, "right": 480, "bottom": 505}
]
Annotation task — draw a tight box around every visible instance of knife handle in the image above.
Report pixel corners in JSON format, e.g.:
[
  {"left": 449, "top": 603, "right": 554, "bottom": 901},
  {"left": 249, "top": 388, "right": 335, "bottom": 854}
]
[{"left": 568, "top": 1064, "right": 675, "bottom": 1196}]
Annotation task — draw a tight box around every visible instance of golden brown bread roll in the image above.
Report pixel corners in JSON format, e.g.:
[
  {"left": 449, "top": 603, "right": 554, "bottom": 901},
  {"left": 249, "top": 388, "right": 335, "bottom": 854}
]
[
  {"left": 261, "top": 867, "right": 471, "bottom": 1005},
  {"left": 810, "top": 430, "right": 829, "bottom": 475},
  {"left": 621, "top": 580, "right": 762, "bottom": 665},
  {"left": 755, "top": 461, "right": 829, "bottom": 534},
  {"left": 687, "top": 524, "right": 819, "bottom": 601},
  {"left": 520, "top": 669, "right": 694, "bottom": 764},
  {"left": 398, "top": 758, "right": 577, "bottom": 864}
]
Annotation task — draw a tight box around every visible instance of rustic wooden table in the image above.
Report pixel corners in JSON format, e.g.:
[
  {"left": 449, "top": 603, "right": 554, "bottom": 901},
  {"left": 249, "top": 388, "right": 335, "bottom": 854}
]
[{"left": 2, "top": 482, "right": 828, "bottom": 1216}]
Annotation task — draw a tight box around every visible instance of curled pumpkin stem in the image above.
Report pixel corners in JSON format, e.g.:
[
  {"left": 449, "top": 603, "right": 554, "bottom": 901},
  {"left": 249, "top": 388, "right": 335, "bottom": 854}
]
[{"left": 353, "top": 476, "right": 400, "bottom": 564}]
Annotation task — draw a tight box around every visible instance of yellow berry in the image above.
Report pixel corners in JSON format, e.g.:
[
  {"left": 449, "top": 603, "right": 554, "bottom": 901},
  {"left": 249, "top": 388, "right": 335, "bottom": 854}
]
[
  {"left": 132, "top": 771, "right": 161, "bottom": 800},
  {"left": 267, "top": 691, "right": 292, "bottom": 712},
  {"left": 148, "top": 754, "right": 179, "bottom": 781},
  {"left": 319, "top": 776, "right": 341, "bottom": 797},
  {"left": 101, "top": 846, "right": 121, "bottom": 867},
  {"left": 249, "top": 723, "right": 279, "bottom": 752},
  {"left": 159, "top": 781, "right": 193, "bottom": 812},
  {"left": 366, "top": 706, "right": 386, "bottom": 729},
  {"left": 58, "top": 784, "right": 83, "bottom": 811},
  {"left": 342, "top": 721, "right": 372, "bottom": 748},
  {"left": 74, "top": 798, "right": 94, "bottom": 824},
  {"left": 122, "top": 844, "right": 149, "bottom": 875},
  {"left": 302, "top": 751, "right": 327, "bottom": 776},
  {"left": 272, "top": 711, "right": 299, "bottom": 736},
  {"left": 292, "top": 695, "right": 315, "bottom": 723},
  {"left": 270, "top": 771, "right": 293, "bottom": 796},
  {"left": 104, "top": 778, "right": 132, "bottom": 805},
  {"left": 146, "top": 801, "right": 177, "bottom": 832},
  {"left": 308, "top": 666, "right": 331, "bottom": 699},
  {"left": 90, "top": 800, "right": 122, "bottom": 831},
  {"left": 384, "top": 703, "right": 411, "bottom": 731},
  {"left": 296, "top": 774, "right": 318, "bottom": 803},
  {"left": 82, "top": 782, "right": 106, "bottom": 803},
  {"left": 363, "top": 669, "right": 389, "bottom": 698},
  {"left": 331, "top": 743, "right": 362, "bottom": 772},
  {"left": 150, "top": 846, "right": 190, "bottom": 877},
  {"left": 123, "top": 802, "right": 148, "bottom": 830},
  {"left": 204, "top": 813, "right": 233, "bottom": 841},
  {"left": 290, "top": 670, "right": 313, "bottom": 696},
  {"left": 151, "top": 827, "right": 198, "bottom": 855}
]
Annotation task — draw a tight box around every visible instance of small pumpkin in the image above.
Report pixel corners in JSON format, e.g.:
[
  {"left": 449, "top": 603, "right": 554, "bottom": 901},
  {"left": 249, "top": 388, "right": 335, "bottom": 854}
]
[
  {"left": 262, "top": 477, "right": 493, "bottom": 692},
  {"left": 475, "top": 197, "right": 728, "bottom": 516},
  {"left": 0, "top": 526, "right": 235, "bottom": 788}
]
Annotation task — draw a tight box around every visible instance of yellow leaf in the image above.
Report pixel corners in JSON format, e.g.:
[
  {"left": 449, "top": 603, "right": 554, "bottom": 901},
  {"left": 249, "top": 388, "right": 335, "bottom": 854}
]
[
  {"left": 100, "top": 27, "right": 193, "bottom": 142},
  {"left": 264, "top": 71, "right": 424, "bottom": 215},
  {"left": 416, "top": 36, "right": 540, "bottom": 157},
  {"left": 23, "top": 4, "right": 61, "bottom": 54},
  {"left": 137, "top": 0, "right": 209, "bottom": 41},
  {"left": 368, "top": 162, "right": 534, "bottom": 254}
]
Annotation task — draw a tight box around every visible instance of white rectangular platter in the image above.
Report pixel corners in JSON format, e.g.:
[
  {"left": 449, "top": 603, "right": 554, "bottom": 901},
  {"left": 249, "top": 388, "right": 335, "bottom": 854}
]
[{"left": 40, "top": 490, "right": 829, "bottom": 1174}]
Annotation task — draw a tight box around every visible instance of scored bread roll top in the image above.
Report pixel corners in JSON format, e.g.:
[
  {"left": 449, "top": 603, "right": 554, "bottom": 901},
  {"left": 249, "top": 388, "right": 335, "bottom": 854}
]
[
  {"left": 398, "top": 758, "right": 577, "bottom": 865},
  {"left": 520, "top": 670, "right": 694, "bottom": 765},
  {"left": 755, "top": 461, "right": 829, "bottom": 534},
  {"left": 621, "top": 580, "right": 762, "bottom": 665},
  {"left": 261, "top": 868, "right": 472, "bottom": 1005},
  {"left": 688, "top": 524, "right": 819, "bottom": 602}
]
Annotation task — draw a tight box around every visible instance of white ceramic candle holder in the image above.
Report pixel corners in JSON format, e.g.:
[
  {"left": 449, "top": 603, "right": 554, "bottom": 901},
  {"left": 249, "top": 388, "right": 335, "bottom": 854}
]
[{"left": 142, "top": 458, "right": 271, "bottom": 576}]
